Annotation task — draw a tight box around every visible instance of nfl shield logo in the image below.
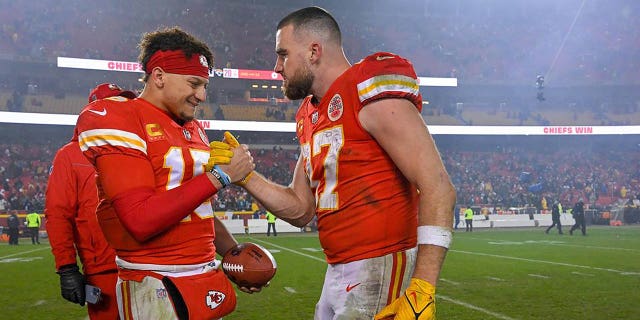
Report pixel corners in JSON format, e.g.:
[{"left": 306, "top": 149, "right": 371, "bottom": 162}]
[{"left": 183, "top": 129, "right": 191, "bottom": 140}]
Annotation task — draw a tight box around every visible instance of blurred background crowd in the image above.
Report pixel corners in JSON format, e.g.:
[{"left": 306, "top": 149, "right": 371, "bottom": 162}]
[{"left": 0, "top": 0, "right": 639, "bottom": 222}]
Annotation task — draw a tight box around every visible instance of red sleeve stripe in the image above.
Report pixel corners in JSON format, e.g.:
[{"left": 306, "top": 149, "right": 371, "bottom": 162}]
[
  {"left": 78, "top": 129, "right": 147, "bottom": 154},
  {"left": 357, "top": 74, "right": 419, "bottom": 103}
]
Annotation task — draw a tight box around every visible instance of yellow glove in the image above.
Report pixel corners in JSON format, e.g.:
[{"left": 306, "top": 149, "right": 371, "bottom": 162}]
[
  {"left": 374, "top": 278, "right": 436, "bottom": 320},
  {"left": 205, "top": 141, "right": 233, "bottom": 172},
  {"left": 223, "top": 131, "right": 240, "bottom": 148},
  {"left": 223, "top": 131, "right": 253, "bottom": 185}
]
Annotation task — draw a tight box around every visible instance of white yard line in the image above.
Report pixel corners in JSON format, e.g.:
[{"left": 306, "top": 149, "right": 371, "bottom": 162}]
[
  {"left": 465, "top": 237, "right": 640, "bottom": 253},
  {"left": 248, "top": 237, "right": 326, "bottom": 263},
  {"left": 451, "top": 249, "right": 640, "bottom": 276},
  {"left": 438, "top": 295, "right": 519, "bottom": 320},
  {"left": 284, "top": 287, "right": 297, "bottom": 293},
  {"left": 545, "top": 243, "right": 640, "bottom": 253},
  {"left": 439, "top": 278, "right": 460, "bottom": 286},
  {"left": 486, "top": 276, "right": 505, "bottom": 282},
  {"left": 0, "top": 246, "right": 49, "bottom": 259},
  {"left": 31, "top": 300, "right": 46, "bottom": 306}
]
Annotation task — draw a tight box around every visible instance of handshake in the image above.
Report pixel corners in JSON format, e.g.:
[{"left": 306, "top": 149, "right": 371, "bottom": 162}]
[{"left": 206, "top": 131, "right": 255, "bottom": 187}]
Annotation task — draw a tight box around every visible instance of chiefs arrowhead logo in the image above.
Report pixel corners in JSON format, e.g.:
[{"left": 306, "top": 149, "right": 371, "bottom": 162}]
[{"left": 206, "top": 290, "right": 226, "bottom": 309}]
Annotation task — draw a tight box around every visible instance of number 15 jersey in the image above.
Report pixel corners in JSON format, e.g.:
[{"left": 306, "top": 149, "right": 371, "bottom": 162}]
[{"left": 76, "top": 97, "right": 216, "bottom": 266}]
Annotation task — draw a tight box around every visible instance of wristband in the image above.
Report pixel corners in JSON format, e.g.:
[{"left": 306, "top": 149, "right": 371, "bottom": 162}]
[
  {"left": 210, "top": 165, "right": 231, "bottom": 188},
  {"left": 236, "top": 171, "right": 254, "bottom": 186},
  {"left": 417, "top": 225, "right": 452, "bottom": 248}
]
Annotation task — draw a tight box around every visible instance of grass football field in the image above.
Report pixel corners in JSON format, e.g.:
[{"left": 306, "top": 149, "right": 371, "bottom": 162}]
[{"left": 0, "top": 226, "right": 638, "bottom": 319}]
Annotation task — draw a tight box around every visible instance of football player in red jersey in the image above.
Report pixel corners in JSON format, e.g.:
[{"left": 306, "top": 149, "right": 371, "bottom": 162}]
[
  {"left": 75, "top": 27, "right": 255, "bottom": 320},
  {"left": 45, "top": 83, "right": 135, "bottom": 319},
  {"left": 216, "top": 7, "right": 456, "bottom": 320}
]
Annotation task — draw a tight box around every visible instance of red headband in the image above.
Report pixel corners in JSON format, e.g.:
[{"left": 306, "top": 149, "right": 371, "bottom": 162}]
[{"left": 146, "top": 50, "right": 210, "bottom": 78}]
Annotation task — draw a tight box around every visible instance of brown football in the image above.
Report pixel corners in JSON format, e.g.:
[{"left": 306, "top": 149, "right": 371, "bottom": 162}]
[{"left": 222, "top": 242, "right": 277, "bottom": 288}]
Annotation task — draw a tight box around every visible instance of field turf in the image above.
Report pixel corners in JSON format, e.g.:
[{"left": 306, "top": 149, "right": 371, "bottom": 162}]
[{"left": 0, "top": 226, "right": 638, "bottom": 319}]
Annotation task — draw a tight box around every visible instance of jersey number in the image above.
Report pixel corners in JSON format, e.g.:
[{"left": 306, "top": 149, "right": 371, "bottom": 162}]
[
  {"left": 164, "top": 147, "right": 214, "bottom": 221},
  {"left": 303, "top": 126, "right": 344, "bottom": 210}
]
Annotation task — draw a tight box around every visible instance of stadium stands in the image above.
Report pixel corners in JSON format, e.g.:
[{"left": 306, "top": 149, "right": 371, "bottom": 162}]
[
  {"left": 1, "top": 1, "right": 639, "bottom": 227},
  {"left": 1, "top": 1, "right": 639, "bottom": 85},
  {"left": 2, "top": 126, "right": 639, "bottom": 226},
  {"left": 1, "top": 1, "right": 639, "bottom": 125}
]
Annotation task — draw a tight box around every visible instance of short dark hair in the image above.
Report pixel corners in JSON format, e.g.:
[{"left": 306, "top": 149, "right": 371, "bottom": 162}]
[
  {"left": 138, "top": 26, "right": 213, "bottom": 80},
  {"left": 277, "top": 6, "right": 342, "bottom": 44}
]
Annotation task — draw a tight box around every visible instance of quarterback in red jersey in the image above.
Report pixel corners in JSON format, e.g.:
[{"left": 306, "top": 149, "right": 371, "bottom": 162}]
[
  {"left": 217, "top": 7, "right": 456, "bottom": 319},
  {"left": 45, "top": 83, "right": 135, "bottom": 319},
  {"left": 75, "top": 27, "right": 255, "bottom": 320}
]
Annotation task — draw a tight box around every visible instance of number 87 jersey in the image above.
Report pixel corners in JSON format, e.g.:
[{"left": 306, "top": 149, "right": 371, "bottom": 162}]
[{"left": 295, "top": 52, "right": 422, "bottom": 264}]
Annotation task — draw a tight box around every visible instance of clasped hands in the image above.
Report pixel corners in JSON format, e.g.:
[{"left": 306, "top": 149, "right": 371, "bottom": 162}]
[{"left": 206, "top": 131, "right": 254, "bottom": 185}]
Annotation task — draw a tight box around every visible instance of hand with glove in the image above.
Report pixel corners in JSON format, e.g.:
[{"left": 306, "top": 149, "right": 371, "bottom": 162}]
[
  {"left": 205, "top": 141, "right": 234, "bottom": 171},
  {"left": 206, "top": 131, "right": 254, "bottom": 187},
  {"left": 207, "top": 131, "right": 254, "bottom": 186},
  {"left": 374, "top": 278, "right": 436, "bottom": 320},
  {"left": 57, "top": 264, "right": 86, "bottom": 306}
]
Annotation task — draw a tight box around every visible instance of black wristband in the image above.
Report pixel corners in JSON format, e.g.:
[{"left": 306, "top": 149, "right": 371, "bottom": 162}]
[{"left": 210, "top": 166, "right": 230, "bottom": 188}]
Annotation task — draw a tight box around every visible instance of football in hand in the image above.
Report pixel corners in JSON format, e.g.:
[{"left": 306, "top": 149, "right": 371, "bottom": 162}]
[{"left": 222, "top": 242, "right": 277, "bottom": 288}]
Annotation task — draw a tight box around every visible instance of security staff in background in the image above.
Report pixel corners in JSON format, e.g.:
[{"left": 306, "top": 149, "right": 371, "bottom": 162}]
[
  {"left": 464, "top": 206, "right": 474, "bottom": 232},
  {"left": 569, "top": 198, "right": 586, "bottom": 236},
  {"left": 266, "top": 210, "right": 277, "bottom": 236},
  {"left": 545, "top": 200, "right": 563, "bottom": 234},
  {"left": 26, "top": 211, "right": 41, "bottom": 244}
]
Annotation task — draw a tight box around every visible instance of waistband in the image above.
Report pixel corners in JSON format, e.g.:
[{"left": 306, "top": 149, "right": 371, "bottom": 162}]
[{"left": 116, "top": 256, "right": 220, "bottom": 278}]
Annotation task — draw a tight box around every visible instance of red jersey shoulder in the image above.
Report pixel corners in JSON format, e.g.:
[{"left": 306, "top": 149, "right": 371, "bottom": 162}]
[
  {"left": 352, "top": 52, "right": 421, "bottom": 109},
  {"left": 355, "top": 52, "right": 418, "bottom": 80},
  {"left": 77, "top": 99, "right": 140, "bottom": 133},
  {"left": 76, "top": 99, "right": 148, "bottom": 162}
]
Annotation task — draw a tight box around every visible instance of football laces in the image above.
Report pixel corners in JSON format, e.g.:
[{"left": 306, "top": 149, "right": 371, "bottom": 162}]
[{"left": 222, "top": 262, "right": 244, "bottom": 273}]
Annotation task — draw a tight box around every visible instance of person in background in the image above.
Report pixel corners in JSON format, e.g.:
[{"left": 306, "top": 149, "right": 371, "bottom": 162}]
[
  {"left": 464, "top": 206, "right": 474, "bottom": 232},
  {"left": 545, "top": 199, "right": 563, "bottom": 235},
  {"left": 45, "top": 83, "right": 136, "bottom": 319},
  {"left": 25, "top": 211, "right": 41, "bottom": 244},
  {"left": 215, "top": 7, "right": 455, "bottom": 319},
  {"left": 558, "top": 201, "right": 563, "bottom": 215},
  {"left": 266, "top": 210, "right": 277, "bottom": 236},
  {"left": 75, "top": 26, "right": 256, "bottom": 319},
  {"left": 569, "top": 198, "right": 586, "bottom": 236},
  {"left": 7, "top": 210, "right": 20, "bottom": 245}
]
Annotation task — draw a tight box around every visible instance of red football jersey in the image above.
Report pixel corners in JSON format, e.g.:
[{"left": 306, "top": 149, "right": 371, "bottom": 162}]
[
  {"left": 76, "top": 97, "right": 216, "bottom": 265},
  {"left": 296, "top": 52, "right": 422, "bottom": 264},
  {"left": 45, "top": 140, "right": 117, "bottom": 274}
]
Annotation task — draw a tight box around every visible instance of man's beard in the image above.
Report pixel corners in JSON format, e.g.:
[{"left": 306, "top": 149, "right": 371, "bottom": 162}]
[{"left": 282, "top": 65, "right": 313, "bottom": 101}]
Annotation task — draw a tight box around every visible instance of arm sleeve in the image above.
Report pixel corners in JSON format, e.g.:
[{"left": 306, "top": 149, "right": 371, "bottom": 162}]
[
  {"left": 44, "top": 146, "right": 80, "bottom": 270},
  {"left": 356, "top": 52, "right": 422, "bottom": 111},
  {"left": 109, "top": 173, "right": 218, "bottom": 243}
]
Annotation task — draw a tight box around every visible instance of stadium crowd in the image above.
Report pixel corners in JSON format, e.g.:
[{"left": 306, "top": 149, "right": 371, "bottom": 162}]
[
  {"left": 1, "top": 1, "right": 639, "bottom": 128},
  {"left": 1, "top": 0, "right": 638, "bottom": 85},
  {"left": 2, "top": 132, "right": 638, "bottom": 219},
  {"left": 1, "top": 0, "right": 639, "bottom": 225}
]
